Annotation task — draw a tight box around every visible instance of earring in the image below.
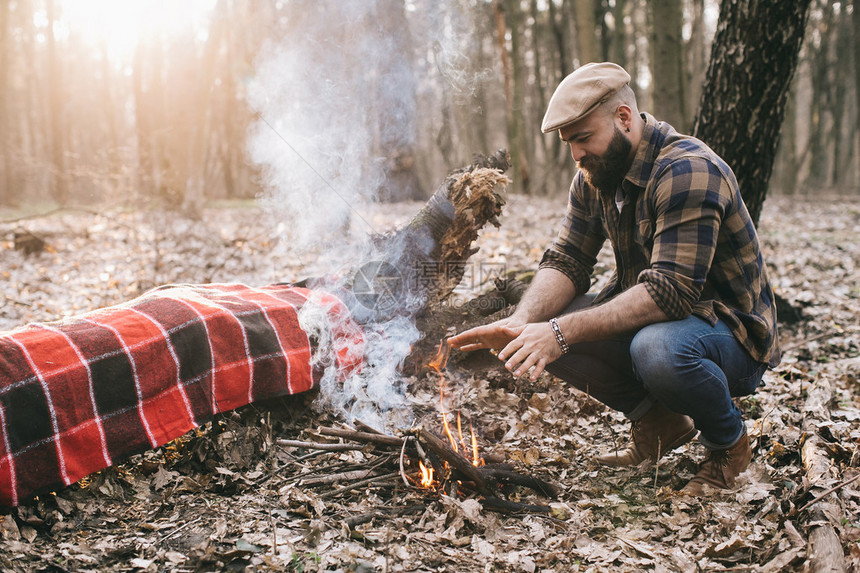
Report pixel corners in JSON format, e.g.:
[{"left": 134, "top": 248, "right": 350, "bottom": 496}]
[{"left": 626, "top": 126, "right": 630, "bottom": 133}]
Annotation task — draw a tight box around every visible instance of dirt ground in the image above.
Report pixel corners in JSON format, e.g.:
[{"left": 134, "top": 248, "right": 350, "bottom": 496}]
[{"left": 0, "top": 194, "right": 858, "bottom": 572}]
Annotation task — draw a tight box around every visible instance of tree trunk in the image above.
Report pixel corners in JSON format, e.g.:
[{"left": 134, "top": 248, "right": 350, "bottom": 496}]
[
  {"left": 572, "top": 0, "right": 599, "bottom": 64},
  {"left": 530, "top": 0, "right": 548, "bottom": 174},
  {"left": 692, "top": 0, "right": 812, "bottom": 226},
  {"left": 494, "top": 0, "right": 520, "bottom": 194},
  {"left": 854, "top": 0, "right": 860, "bottom": 184},
  {"left": 834, "top": 4, "right": 855, "bottom": 187},
  {"left": 547, "top": 0, "right": 570, "bottom": 183},
  {"left": 0, "top": 0, "right": 10, "bottom": 205},
  {"left": 649, "top": 0, "right": 687, "bottom": 131},
  {"left": 609, "top": 0, "right": 628, "bottom": 70},
  {"left": 299, "top": 150, "right": 509, "bottom": 329},
  {"left": 182, "top": 0, "right": 226, "bottom": 216},
  {"left": 133, "top": 39, "right": 155, "bottom": 199},
  {"left": 46, "top": 0, "right": 68, "bottom": 205},
  {"left": 505, "top": 0, "right": 530, "bottom": 194},
  {"left": 686, "top": 0, "right": 707, "bottom": 131},
  {"left": 371, "top": 1, "right": 424, "bottom": 202}
]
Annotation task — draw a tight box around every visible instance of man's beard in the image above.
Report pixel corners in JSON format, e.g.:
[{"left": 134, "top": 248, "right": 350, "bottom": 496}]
[{"left": 578, "top": 126, "right": 633, "bottom": 192}]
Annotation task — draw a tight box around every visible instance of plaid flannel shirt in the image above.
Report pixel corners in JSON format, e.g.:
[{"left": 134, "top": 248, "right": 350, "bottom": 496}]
[{"left": 540, "top": 113, "right": 780, "bottom": 367}]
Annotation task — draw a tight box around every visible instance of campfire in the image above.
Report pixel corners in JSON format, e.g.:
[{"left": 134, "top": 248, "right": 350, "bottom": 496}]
[{"left": 277, "top": 339, "right": 559, "bottom": 514}]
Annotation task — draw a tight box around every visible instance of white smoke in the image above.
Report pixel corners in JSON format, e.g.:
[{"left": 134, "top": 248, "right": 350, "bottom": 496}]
[
  {"left": 246, "top": 1, "right": 482, "bottom": 431},
  {"left": 296, "top": 290, "right": 420, "bottom": 432}
]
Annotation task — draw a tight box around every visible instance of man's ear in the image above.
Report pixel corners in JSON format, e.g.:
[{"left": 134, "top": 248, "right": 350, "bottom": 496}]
[{"left": 615, "top": 104, "right": 633, "bottom": 125}]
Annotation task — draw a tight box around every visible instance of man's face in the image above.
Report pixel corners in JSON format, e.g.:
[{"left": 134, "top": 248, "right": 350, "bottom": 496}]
[{"left": 559, "top": 113, "right": 633, "bottom": 192}]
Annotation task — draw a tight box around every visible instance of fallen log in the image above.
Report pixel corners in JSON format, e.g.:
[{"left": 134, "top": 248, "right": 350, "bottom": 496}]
[
  {"left": 299, "top": 149, "right": 509, "bottom": 324},
  {"left": 799, "top": 377, "right": 847, "bottom": 573}
]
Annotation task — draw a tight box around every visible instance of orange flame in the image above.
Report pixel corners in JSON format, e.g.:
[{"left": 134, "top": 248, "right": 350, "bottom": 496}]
[
  {"left": 417, "top": 337, "right": 484, "bottom": 490},
  {"left": 470, "top": 420, "right": 484, "bottom": 467},
  {"left": 419, "top": 461, "right": 434, "bottom": 488}
]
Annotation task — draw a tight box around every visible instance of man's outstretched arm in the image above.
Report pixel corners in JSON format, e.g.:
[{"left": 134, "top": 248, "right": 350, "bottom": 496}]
[
  {"left": 498, "top": 283, "right": 669, "bottom": 381},
  {"left": 448, "top": 268, "right": 577, "bottom": 352}
]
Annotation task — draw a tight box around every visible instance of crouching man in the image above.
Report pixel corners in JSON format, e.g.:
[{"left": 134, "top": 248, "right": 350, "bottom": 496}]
[{"left": 449, "top": 62, "right": 780, "bottom": 494}]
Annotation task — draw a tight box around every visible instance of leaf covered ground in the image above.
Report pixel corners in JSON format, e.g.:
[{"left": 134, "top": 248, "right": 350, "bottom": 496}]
[{"left": 0, "top": 195, "right": 859, "bottom": 572}]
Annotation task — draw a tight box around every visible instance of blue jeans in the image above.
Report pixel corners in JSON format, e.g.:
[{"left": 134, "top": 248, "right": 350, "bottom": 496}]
[{"left": 545, "top": 296, "right": 766, "bottom": 449}]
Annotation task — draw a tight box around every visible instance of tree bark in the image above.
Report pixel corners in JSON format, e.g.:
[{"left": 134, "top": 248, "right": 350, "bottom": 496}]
[
  {"left": 692, "top": 0, "right": 812, "bottom": 226},
  {"left": 493, "top": 0, "right": 523, "bottom": 194},
  {"left": 572, "top": 0, "right": 599, "bottom": 64},
  {"left": 530, "top": 0, "right": 549, "bottom": 169},
  {"left": 299, "top": 150, "right": 509, "bottom": 327},
  {"left": 373, "top": 0, "right": 424, "bottom": 202},
  {"left": 182, "top": 0, "right": 225, "bottom": 216},
  {"left": 504, "top": 0, "right": 530, "bottom": 194},
  {"left": 0, "top": 0, "right": 10, "bottom": 205},
  {"left": 46, "top": 0, "right": 68, "bottom": 205},
  {"left": 609, "top": 0, "right": 628, "bottom": 70},
  {"left": 855, "top": 0, "right": 860, "bottom": 181},
  {"left": 649, "top": 0, "right": 687, "bottom": 131},
  {"left": 686, "top": 0, "right": 707, "bottom": 131}
]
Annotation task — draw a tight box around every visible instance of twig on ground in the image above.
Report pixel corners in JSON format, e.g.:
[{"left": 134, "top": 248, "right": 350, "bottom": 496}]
[
  {"left": 399, "top": 437, "right": 411, "bottom": 487},
  {"left": 796, "top": 471, "right": 860, "bottom": 515},
  {"left": 154, "top": 516, "right": 204, "bottom": 546},
  {"left": 315, "top": 427, "right": 404, "bottom": 447},
  {"left": 277, "top": 439, "right": 365, "bottom": 452},
  {"left": 783, "top": 329, "right": 855, "bottom": 353},
  {"left": 318, "top": 472, "right": 401, "bottom": 500},
  {"left": 299, "top": 469, "right": 380, "bottom": 487}
]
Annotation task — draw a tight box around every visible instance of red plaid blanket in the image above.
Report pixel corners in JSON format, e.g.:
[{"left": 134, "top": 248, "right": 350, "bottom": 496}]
[{"left": 0, "top": 283, "right": 363, "bottom": 507}]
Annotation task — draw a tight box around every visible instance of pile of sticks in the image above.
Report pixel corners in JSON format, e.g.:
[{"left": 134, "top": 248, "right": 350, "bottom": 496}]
[{"left": 277, "top": 421, "right": 559, "bottom": 515}]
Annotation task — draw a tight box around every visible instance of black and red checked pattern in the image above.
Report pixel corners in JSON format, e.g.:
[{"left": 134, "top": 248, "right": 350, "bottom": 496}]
[{"left": 0, "top": 284, "right": 364, "bottom": 507}]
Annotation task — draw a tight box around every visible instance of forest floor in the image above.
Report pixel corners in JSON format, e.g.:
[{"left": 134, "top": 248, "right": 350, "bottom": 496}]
[{"left": 0, "top": 194, "right": 859, "bottom": 572}]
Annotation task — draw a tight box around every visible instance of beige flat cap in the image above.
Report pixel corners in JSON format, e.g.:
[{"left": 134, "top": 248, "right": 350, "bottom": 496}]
[{"left": 541, "top": 62, "right": 631, "bottom": 133}]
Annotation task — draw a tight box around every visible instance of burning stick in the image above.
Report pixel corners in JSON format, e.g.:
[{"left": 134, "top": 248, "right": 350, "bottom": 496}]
[
  {"left": 307, "top": 424, "right": 559, "bottom": 513},
  {"left": 410, "top": 426, "right": 493, "bottom": 498}
]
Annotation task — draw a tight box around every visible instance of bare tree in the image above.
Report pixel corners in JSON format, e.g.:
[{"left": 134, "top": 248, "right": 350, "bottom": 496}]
[
  {"left": 855, "top": 0, "right": 860, "bottom": 158},
  {"left": 693, "top": 0, "right": 813, "bottom": 225},
  {"left": 46, "top": 0, "right": 68, "bottom": 204},
  {"left": 649, "top": 0, "right": 687, "bottom": 131},
  {"left": 685, "top": 0, "right": 707, "bottom": 129},
  {"left": 573, "top": 0, "right": 599, "bottom": 64},
  {"left": 373, "top": 0, "right": 424, "bottom": 202},
  {"left": 0, "top": 0, "right": 10, "bottom": 205}
]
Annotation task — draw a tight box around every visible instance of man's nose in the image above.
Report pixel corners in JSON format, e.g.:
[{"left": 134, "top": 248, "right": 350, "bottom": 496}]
[{"left": 569, "top": 143, "right": 586, "bottom": 162}]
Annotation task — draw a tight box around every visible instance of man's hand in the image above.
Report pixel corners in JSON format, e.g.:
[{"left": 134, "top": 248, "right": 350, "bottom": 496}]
[
  {"left": 448, "top": 317, "right": 526, "bottom": 352},
  {"left": 450, "top": 318, "right": 564, "bottom": 382},
  {"left": 498, "top": 322, "right": 562, "bottom": 381}
]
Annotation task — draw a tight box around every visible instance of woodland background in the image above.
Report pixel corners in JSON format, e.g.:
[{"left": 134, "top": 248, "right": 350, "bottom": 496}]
[
  {"left": 1, "top": 1, "right": 860, "bottom": 571},
  {"left": 0, "top": 0, "right": 857, "bottom": 220}
]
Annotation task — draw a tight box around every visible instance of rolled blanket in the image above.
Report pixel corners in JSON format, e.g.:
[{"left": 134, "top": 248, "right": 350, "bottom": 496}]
[{"left": 0, "top": 283, "right": 363, "bottom": 507}]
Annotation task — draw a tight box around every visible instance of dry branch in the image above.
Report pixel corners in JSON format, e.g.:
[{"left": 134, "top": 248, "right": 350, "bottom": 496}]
[
  {"left": 315, "top": 427, "right": 404, "bottom": 448},
  {"left": 289, "top": 422, "right": 557, "bottom": 514},
  {"left": 299, "top": 469, "right": 381, "bottom": 487},
  {"left": 318, "top": 472, "right": 401, "bottom": 500},
  {"left": 411, "top": 426, "right": 492, "bottom": 497},
  {"left": 277, "top": 439, "right": 365, "bottom": 452}
]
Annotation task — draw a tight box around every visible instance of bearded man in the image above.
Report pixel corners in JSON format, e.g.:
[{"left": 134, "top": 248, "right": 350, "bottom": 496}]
[{"left": 449, "top": 62, "right": 780, "bottom": 494}]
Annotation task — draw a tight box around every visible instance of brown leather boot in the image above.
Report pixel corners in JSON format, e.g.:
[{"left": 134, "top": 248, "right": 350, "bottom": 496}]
[
  {"left": 595, "top": 402, "right": 697, "bottom": 467},
  {"left": 681, "top": 429, "right": 752, "bottom": 495}
]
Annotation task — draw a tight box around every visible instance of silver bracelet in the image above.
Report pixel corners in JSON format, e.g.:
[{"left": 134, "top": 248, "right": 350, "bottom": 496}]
[{"left": 549, "top": 317, "right": 569, "bottom": 354}]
